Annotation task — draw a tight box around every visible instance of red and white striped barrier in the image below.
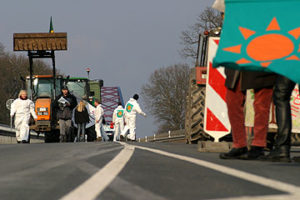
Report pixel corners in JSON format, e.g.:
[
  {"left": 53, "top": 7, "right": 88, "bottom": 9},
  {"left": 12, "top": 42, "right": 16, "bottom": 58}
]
[{"left": 204, "top": 37, "right": 231, "bottom": 142}]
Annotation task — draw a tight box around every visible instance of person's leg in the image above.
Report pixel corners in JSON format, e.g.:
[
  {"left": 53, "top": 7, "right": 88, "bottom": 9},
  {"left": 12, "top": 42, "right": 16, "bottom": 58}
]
[
  {"left": 268, "top": 75, "right": 295, "bottom": 161},
  {"left": 114, "top": 122, "right": 119, "bottom": 142},
  {"left": 14, "top": 115, "right": 23, "bottom": 143},
  {"left": 76, "top": 123, "right": 81, "bottom": 142},
  {"left": 95, "top": 123, "right": 101, "bottom": 138},
  {"left": 65, "top": 120, "right": 72, "bottom": 142},
  {"left": 220, "top": 81, "right": 247, "bottom": 159},
  {"left": 252, "top": 87, "right": 273, "bottom": 147},
  {"left": 100, "top": 124, "right": 109, "bottom": 141},
  {"left": 59, "top": 119, "right": 66, "bottom": 142},
  {"left": 225, "top": 83, "right": 247, "bottom": 148},
  {"left": 127, "top": 116, "right": 136, "bottom": 141},
  {"left": 241, "top": 87, "right": 273, "bottom": 159},
  {"left": 82, "top": 123, "right": 86, "bottom": 141}
]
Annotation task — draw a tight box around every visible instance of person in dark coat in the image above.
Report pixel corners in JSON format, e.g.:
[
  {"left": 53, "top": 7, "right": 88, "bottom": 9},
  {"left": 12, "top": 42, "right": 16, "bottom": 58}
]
[
  {"left": 54, "top": 86, "right": 78, "bottom": 142},
  {"left": 74, "top": 100, "right": 90, "bottom": 142},
  {"left": 220, "top": 69, "right": 277, "bottom": 160}
]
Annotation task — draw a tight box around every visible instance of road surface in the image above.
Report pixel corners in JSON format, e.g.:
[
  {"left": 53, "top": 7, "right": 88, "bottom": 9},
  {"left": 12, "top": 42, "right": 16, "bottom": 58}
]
[{"left": 0, "top": 142, "right": 300, "bottom": 200}]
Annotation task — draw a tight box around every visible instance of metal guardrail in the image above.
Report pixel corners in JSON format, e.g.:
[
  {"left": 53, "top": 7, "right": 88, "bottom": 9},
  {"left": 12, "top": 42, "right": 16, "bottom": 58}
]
[
  {"left": 0, "top": 123, "right": 44, "bottom": 142},
  {"left": 138, "top": 130, "right": 186, "bottom": 143}
]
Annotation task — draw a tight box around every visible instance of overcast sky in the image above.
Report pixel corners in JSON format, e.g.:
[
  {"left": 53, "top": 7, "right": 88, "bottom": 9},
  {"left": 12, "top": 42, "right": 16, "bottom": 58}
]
[{"left": 1, "top": 0, "right": 215, "bottom": 138}]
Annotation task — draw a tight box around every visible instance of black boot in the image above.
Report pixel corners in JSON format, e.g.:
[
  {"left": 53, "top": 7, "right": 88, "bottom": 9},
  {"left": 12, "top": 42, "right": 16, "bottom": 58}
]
[
  {"left": 219, "top": 147, "right": 248, "bottom": 159},
  {"left": 239, "top": 146, "right": 264, "bottom": 160},
  {"left": 264, "top": 145, "right": 291, "bottom": 162}
]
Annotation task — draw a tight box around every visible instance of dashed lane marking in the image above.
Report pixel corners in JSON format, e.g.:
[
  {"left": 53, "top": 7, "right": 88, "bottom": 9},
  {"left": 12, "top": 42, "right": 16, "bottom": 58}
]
[
  {"left": 60, "top": 143, "right": 135, "bottom": 200},
  {"left": 131, "top": 144, "right": 300, "bottom": 199}
]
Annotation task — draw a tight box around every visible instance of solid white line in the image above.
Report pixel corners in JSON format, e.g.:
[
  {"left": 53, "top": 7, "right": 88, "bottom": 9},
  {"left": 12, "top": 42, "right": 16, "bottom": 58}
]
[
  {"left": 212, "top": 194, "right": 296, "bottom": 200},
  {"left": 133, "top": 145, "right": 300, "bottom": 198},
  {"left": 60, "top": 143, "right": 135, "bottom": 200}
]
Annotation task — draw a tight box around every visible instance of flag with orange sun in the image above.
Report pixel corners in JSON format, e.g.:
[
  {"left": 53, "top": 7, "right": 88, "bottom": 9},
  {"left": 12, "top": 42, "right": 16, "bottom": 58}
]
[{"left": 213, "top": 0, "right": 300, "bottom": 83}]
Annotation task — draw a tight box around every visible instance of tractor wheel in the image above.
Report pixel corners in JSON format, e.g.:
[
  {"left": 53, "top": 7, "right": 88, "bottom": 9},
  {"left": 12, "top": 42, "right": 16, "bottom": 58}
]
[
  {"left": 185, "top": 68, "right": 211, "bottom": 144},
  {"left": 292, "top": 133, "right": 300, "bottom": 145},
  {"left": 44, "top": 130, "right": 60, "bottom": 143}
]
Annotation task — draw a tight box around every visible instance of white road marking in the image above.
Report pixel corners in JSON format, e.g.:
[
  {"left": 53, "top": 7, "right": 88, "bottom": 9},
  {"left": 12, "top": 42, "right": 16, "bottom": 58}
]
[
  {"left": 60, "top": 143, "right": 135, "bottom": 200},
  {"left": 0, "top": 146, "right": 123, "bottom": 182},
  {"left": 132, "top": 144, "right": 300, "bottom": 199},
  {"left": 212, "top": 194, "right": 296, "bottom": 200}
]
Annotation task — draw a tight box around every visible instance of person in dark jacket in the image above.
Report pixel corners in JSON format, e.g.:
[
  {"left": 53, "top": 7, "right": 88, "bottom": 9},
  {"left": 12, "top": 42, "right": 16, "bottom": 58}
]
[
  {"left": 74, "top": 100, "right": 90, "bottom": 142},
  {"left": 220, "top": 69, "right": 277, "bottom": 160},
  {"left": 54, "top": 86, "right": 77, "bottom": 142}
]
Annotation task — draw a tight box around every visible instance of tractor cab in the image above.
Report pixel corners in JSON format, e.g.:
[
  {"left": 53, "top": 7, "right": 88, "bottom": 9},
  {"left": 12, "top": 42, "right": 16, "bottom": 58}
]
[
  {"left": 26, "top": 75, "right": 63, "bottom": 100},
  {"left": 65, "top": 77, "right": 90, "bottom": 100}
]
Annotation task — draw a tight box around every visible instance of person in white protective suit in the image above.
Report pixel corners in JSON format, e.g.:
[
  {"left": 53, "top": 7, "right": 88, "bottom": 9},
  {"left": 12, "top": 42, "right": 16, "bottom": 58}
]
[
  {"left": 120, "top": 94, "right": 146, "bottom": 141},
  {"left": 94, "top": 99, "right": 109, "bottom": 141},
  {"left": 112, "top": 102, "right": 125, "bottom": 142},
  {"left": 10, "top": 90, "right": 37, "bottom": 143}
]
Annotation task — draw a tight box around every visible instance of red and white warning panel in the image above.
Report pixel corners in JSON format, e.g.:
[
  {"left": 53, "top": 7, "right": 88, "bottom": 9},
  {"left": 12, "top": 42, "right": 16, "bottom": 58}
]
[{"left": 204, "top": 37, "right": 231, "bottom": 142}]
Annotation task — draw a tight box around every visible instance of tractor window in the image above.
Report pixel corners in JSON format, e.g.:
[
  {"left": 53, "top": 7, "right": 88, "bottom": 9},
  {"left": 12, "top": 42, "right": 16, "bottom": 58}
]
[
  {"left": 67, "top": 81, "right": 87, "bottom": 99},
  {"left": 27, "top": 78, "right": 62, "bottom": 100}
]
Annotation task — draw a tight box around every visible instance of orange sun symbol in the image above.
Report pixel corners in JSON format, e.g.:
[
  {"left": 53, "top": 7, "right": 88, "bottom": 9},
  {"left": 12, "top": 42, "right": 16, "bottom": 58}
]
[{"left": 223, "top": 17, "right": 300, "bottom": 67}]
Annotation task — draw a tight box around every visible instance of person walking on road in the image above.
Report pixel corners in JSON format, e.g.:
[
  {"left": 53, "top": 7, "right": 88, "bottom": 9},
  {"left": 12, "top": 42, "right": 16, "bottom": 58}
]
[
  {"left": 10, "top": 90, "right": 37, "bottom": 143},
  {"left": 120, "top": 94, "right": 146, "bottom": 141},
  {"left": 54, "top": 86, "right": 77, "bottom": 142},
  {"left": 94, "top": 99, "right": 109, "bottom": 141},
  {"left": 112, "top": 102, "right": 125, "bottom": 142},
  {"left": 74, "top": 100, "right": 90, "bottom": 142}
]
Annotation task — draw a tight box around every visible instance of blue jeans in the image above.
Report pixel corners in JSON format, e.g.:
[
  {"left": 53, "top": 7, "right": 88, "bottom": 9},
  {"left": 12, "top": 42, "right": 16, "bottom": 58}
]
[{"left": 77, "top": 123, "right": 86, "bottom": 142}]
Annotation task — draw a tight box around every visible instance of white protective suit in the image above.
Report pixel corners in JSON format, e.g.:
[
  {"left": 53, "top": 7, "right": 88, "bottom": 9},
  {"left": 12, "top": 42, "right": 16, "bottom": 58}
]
[
  {"left": 10, "top": 98, "right": 37, "bottom": 142},
  {"left": 112, "top": 105, "right": 125, "bottom": 141},
  {"left": 121, "top": 98, "right": 146, "bottom": 140},
  {"left": 94, "top": 104, "right": 108, "bottom": 140}
]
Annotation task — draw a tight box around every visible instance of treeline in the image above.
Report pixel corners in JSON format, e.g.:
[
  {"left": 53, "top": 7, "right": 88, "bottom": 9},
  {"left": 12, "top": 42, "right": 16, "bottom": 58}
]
[{"left": 0, "top": 43, "right": 53, "bottom": 124}]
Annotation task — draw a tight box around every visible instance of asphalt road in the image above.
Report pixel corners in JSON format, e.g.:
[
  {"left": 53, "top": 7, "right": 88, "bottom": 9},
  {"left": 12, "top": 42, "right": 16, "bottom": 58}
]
[{"left": 0, "top": 142, "right": 300, "bottom": 200}]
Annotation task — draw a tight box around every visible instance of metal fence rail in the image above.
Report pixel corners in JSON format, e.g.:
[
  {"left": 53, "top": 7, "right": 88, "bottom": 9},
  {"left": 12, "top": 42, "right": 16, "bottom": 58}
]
[
  {"left": 138, "top": 130, "right": 186, "bottom": 143},
  {"left": 0, "top": 123, "right": 44, "bottom": 144}
]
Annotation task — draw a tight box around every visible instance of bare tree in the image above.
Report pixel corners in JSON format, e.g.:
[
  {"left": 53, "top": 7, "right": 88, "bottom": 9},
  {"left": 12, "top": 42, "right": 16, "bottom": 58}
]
[
  {"left": 179, "top": 7, "right": 223, "bottom": 61},
  {"left": 141, "top": 64, "right": 190, "bottom": 133}
]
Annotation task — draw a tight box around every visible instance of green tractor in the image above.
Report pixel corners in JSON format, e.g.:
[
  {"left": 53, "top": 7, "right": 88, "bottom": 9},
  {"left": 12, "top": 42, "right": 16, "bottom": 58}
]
[{"left": 65, "top": 77, "right": 103, "bottom": 141}]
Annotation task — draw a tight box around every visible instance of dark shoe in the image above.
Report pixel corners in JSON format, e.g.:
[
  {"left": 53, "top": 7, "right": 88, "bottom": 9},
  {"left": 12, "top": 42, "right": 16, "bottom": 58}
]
[
  {"left": 120, "top": 135, "right": 125, "bottom": 141},
  {"left": 21, "top": 140, "right": 27, "bottom": 143},
  {"left": 264, "top": 145, "right": 291, "bottom": 162},
  {"left": 219, "top": 147, "right": 248, "bottom": 159},
  {"left": 239, "top": 146, "right": 264, "bottom": 160}
]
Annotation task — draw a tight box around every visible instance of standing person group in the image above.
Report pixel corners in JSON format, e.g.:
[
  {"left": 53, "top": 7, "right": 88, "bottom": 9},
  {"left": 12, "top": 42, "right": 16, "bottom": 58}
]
[
  {"left": 74, "top": 100, "right": 90, "bottom": 142},
  {"left": 54, "top": 86, "right": 77, "bottom": 142},
  {"left": 10, "top": 90, "right": 37, "bottom": 143},
  {"left": 213, "top": 0, "right": 295, "bottom": 162}
]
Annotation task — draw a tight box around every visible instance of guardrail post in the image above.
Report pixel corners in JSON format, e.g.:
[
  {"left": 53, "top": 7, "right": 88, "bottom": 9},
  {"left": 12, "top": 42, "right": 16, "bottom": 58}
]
[
  {"left": 168, "top": 130, "right": 171, "bottom": 138},
  {"left": 145, "top": 136, "right": 148, "bottom": 142},
  {"left": 154, "top": 134, "right": 156, "bottom": 140}
]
